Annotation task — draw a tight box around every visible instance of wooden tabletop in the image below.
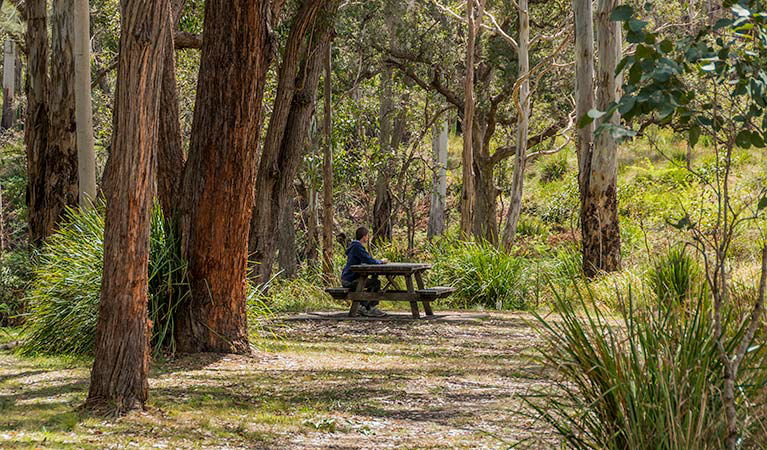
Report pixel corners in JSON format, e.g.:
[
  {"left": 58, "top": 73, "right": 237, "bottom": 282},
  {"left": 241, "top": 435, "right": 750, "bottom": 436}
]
[{"left": 350, "top": 262, "right": 431, "bottom": 275}]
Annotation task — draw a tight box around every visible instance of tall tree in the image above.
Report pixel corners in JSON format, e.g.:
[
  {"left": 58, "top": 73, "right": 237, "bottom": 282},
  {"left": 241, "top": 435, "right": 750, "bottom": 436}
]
[
  {"left": 156, "top": 0, "right": 187, "bottom": 220},
  {"left": 176, "top": 0, "right": 276, "bottom": 353},
  {"left": 74, "top": 0, "right": 97, "bottom": 205},
  {"left": 321, "top": 41, "right": 334, "bottom": 282},
  {"left": 86, "top": 0, "right": 169, "bottom": 413},
  {"left": 579, "top": 0, "right": 622, "bottom": 276},
  {"left": 501, "top": 0, "right": 530, "bottom": 248},
  {"left": 460, "top": 0, "right": 483, "bottom": 239},
  {"left": 2, "top": 40, "right": 16, "bottom": 129},
  {"left": 427, "top": 116, "right": 448, "bottom": 238},
  {"left": 249, "top": 0, "right": 336, "bottom": 284}
]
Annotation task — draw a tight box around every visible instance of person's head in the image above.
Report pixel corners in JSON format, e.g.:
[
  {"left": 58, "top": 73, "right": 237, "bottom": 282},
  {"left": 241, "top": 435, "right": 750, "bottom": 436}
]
[{"left": 355, "top": 226, "right": 369, "bottom": 243}]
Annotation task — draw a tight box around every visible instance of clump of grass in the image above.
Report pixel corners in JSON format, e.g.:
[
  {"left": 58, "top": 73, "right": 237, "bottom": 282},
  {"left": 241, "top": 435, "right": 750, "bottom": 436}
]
[
  {"left": 18, "top": 205, "right": 191, "bottom": 356},
  {"left": 647, "top": 245, "right": 700, "bottom": 305},
  {"left": 528, "top": 282, "right": 767, "bottom": 448},
  {"left": 430, "top": 241, "right": 536, "bottom": 310},
  {"left": 539, "top": 155, "right": 568, "bottom": 183},
  {"left": 0, "top": 249, "right": 33, "bottom": 325}
]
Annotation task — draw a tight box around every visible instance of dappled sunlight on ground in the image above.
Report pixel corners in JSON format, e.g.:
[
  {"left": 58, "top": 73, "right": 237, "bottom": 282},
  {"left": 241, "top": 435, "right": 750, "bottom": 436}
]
[{"left": 0, "top": 312, "right": 556, "bottom": 448}]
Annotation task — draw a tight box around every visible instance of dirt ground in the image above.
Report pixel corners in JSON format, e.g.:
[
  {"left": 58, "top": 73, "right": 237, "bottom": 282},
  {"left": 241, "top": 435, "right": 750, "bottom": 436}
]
[{"left": 0, "top": 311, "right": 558, "bottom": 449}]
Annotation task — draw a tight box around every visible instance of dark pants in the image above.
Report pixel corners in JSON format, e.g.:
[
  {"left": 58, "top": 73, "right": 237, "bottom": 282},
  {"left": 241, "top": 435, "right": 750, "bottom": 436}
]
[{"left": 342, "top": 277, "right": 381, "bottom": 309}]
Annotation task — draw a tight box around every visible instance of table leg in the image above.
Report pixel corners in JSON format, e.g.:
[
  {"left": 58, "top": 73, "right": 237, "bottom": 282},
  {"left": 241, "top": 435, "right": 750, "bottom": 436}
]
[
  {"left": 349, "top": 274, "right": 368, "bottom": 317},
  {"left": 410, "top": 301, "right": 420, "bottom": 319},
  {"left": 414, "top": 271, "right": 433, "bottom": 316},
  {"left": 406, "top": 275, "right": 419, "bottom": 319}
]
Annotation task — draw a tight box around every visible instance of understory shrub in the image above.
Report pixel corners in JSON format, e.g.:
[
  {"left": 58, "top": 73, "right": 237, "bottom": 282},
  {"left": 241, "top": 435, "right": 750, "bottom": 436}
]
[
  {"left": 647, "top": 246, "right": 701, "bottom": 305},
  {"left": 430, "top": 241, "right": 537, "bottom": 310},
  {"left": 529, "top": 284, "right": 767, "bottom": 448},
  {"left": 539, "top": 154, "right": 568, "bottom": 183},
  {"left": 18, "top": 206, "right": 191, "bottom": 356}
]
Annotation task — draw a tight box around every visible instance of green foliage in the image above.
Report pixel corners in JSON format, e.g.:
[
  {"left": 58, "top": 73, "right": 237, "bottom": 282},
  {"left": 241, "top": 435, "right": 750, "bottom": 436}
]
[
  {"left": 647, "top": 246, "right": 701, "bottom": 304},
  {"left": 539, "top": 155, "right": 568, "bottom": 183},
  {"left": 529, "top": 285, "right": 767, "bottom": 448},
  {"left": 0, "top": 249, "right": 32, "bottom": 325},
  {"left": 18, "top": 206, "right": 190, "bottom": 356},
  {"left": 430, "top": 241, "right": 538, "bottom": 310}
]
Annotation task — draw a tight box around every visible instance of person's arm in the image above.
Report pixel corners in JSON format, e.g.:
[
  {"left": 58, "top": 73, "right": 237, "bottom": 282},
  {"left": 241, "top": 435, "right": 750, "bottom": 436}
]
[{"left": 357, "top": 244, "right": 384, "bottom": 265}]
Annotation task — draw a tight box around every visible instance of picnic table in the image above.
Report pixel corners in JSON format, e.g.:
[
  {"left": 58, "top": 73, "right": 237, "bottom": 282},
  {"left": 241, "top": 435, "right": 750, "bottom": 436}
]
[{"left": 325, "top": 263, "right": 455, "bottom": 319}]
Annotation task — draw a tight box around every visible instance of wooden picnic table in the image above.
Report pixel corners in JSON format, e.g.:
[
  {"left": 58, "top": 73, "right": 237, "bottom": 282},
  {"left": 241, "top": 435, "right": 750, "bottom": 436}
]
[{"left": 325, "top": 262, "right": 455, "bottom": 319}]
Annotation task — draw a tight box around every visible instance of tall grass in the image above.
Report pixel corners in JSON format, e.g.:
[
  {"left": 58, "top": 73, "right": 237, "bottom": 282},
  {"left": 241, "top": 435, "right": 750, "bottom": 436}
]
[
  {"left": 647, "top": 245, "right": 701, "bottom": 304},
  {"left": 528, "top": 283, "right": 767, "bottom": 448},
  {"left": 18, "top": 206, "right": 190, "bottom": 356}
]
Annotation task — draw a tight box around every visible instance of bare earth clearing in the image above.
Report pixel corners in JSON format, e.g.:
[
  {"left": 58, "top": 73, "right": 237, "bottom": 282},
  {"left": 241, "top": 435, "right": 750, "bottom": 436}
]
[{"left": 0, "top": 311, "right": 557, "bottom": 449}]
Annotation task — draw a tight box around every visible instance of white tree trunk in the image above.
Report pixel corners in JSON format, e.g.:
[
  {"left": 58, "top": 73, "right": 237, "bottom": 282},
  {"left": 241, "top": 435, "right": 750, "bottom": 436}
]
[
  {"left": 580, "top": 0, "right": 622, "bottom": 276},
  {"left": 428, "top": 117, "right": 448, "bottom": 238},
  {"left": 461, "top": 0, "right": 482, "bottom": 238},
  {"left": 0, "top": 183, "right": 5, "bottom": 255},
  {"left": 74, "top": 0, "right": 97, "bottom": 206},
  {"left": 501, "top": 0, "right": 530, "bottom": 248},
  {"left": 2, "top": 40, "right": 16, "bottom": 129}
]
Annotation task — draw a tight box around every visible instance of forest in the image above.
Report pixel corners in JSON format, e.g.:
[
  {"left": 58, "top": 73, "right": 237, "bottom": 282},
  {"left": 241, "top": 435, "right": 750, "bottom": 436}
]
[{"left": 0, "top": 0, "right": 766, "bottom": 447}]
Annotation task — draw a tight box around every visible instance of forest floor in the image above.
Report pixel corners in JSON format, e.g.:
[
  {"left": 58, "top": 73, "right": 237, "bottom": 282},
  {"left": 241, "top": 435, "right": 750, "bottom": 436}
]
[{"left": 0, "top": 311, "right": 558, "bottom": 449}]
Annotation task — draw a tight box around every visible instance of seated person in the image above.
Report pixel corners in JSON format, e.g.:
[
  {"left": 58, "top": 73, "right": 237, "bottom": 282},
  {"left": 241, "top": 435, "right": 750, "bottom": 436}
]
[{"left": 341, "top": 226, "right": 389, "bottom": 317}]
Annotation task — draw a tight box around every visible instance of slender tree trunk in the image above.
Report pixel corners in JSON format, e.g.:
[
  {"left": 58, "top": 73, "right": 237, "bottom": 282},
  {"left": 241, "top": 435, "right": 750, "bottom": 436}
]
[
  {"left": 48, "top": 0, "right": 80, "bottom": 214},
  {"left": 427, "top": 118, "right": 448, "bottom": 238},
  {"left": 472, "top": 151, "right": 498, "bottom": 243},
  {"left": 306, "top": 186, "right": 320, "bottom": 262},
  {"left": 321, "top": 42, "right": 334, "bottom": 282},
  {"left": 372, "top": 66, "right": 394, "bottom": 244},
  {"left": 249, "top": 0, "right": 333, "bottom": 284},
  {"left": 0, "top": 183, "right": 5, "bottom": 255},
  {"left": 74, "top": 0, "right": 97, "bottom": 205},
  {"left": 460, "top": 0, "right": 482, "bottom": 239},
  {"left": 580, "top": 0, "right": 622, "bottom": 276},
  {"left": 2, "top": 40, "right": 16, "bottom": 129},
  {"left": 502, "top": 0, "right": 530, "bottom": 248},
  {"left": 156, "top": 0, "right": 186, "bottom": 219},
  {"left": 176, "top": 0, "right": 273, "bottom": 354},
  {"left": 86, "top": 0, "right": 168, "bottom": 413}
]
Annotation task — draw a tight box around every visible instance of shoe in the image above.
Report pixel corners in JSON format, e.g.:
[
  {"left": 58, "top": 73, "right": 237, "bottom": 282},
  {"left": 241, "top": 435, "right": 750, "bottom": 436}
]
[{"left": 361, "top": 307, "right": 386, "bottom": 318}]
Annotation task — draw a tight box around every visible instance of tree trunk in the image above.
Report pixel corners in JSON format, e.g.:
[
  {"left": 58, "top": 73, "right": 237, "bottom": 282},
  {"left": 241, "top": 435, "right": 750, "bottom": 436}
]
[
  {"left": 321, "top": 42, "right": 334, "bottom": 282},
  {"left": 86, "top": 0, "right": 168, "bottom": 413},
  {"left": 74, "top": 0, "right": 97, "bottom": 206},
  {"left": 472, "top": 152, "right": 498, "bottom": 243},
  {"left": 2, "top": 40, "right": 16, "bottom": 129},
  {"left": 372, "top": 66, "right": 394, "bottom": 244},
  {"left": 305, "top": 185, "right": 320, "bottom": 262},
  {"left": 581, "top": 0, "right": 622, "bottom": 276},
  {"left": 156, "top": 0, "right": 187, "bottom": 219},
  {"left": 427, "top": 118, "right": 448, "bottom": 238},
  {"left": 249, "top": 0, "right": 333, "bottom": 285},
  {"left": 48, "top": 0, "right": 79, "bottom": 214},
  {"left": 501, "top": 0, "right": 530, "bottom": 248},
  {"left": 460, "top": 0, "right": 482, "bottom": 239},
  {"left": 277, "top": 195, "right": 298, "bottom": 278},
  {"left": 0, "top": 183, "right": 5, "bottom": 254},
  {"left": 176, "top": 0, "right": 272, "bottom": 354}
]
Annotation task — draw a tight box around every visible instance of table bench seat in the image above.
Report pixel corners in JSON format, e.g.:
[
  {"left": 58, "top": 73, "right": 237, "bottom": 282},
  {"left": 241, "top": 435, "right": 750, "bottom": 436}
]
[
  {"left": 416, "top": 286, "right": 457, "bottom": 299},
  {"left": 325, "top": 287, "right": 350, "bottom": 300}
]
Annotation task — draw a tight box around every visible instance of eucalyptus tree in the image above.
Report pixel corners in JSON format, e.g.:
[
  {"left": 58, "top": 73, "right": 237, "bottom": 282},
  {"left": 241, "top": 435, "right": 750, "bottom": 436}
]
[
  {"left": 87, "top": 0, "right": 169, "bottom": 413},
  {"left": 384, "top": 0, "right": 572, "bottom": 243},
  {"left": 2, "top": 40, "right": 15, "bottom": 128},
  {"left": 176, "top": 0, "right": 282, "bottom": 354},
  {"left": 74, "top": 0, "right": 97, "bottom": 206}
]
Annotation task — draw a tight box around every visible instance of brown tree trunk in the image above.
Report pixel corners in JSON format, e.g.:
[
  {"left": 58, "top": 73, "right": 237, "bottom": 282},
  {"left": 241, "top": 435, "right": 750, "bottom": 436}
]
[
  {"left": 176, "top": 0, "right": 273, "bottom": 354},
  {"left": 249, "top": 0, "right": 333, "bottom": 285},
  {"left": 86, "top": 0, "right": 169, "bottom": 413},
  {"left": 427, "top": 117, "right": 448, "bottom": 238},
  {"left": 156, "top": 0, "right": 187, "bottom": 219},
  {"left": 277, "top": 195, "right": 298, "bottom": 278},
  {"left": 0, "top": 183, "right": 5, "bottom": 254},
  {"left": 25, "top": 0, "right": 52, "bottom": 246},
  {"left": 321, "top": 42, "right": 334, "bottom": 282},
  {"left": 472, "top": 153, "right": 498, "bottom": 244},
  {"left": 580, "top": 0, "right": 622, "bottom": 277}
]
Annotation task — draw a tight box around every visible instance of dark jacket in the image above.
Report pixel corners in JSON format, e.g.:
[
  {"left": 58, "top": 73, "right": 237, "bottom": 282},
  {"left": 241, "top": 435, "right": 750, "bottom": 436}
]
[{"left": 341, "top": 240, "right": 382, "bottom": 283}]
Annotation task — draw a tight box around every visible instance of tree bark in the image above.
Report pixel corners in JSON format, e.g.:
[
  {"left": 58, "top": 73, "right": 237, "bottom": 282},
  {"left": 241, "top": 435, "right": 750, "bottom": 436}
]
[
  {"left": 176, "top": 0, "right": 272, "bottom": 354},
  {"left": 48, "top": 0, "right": 79, "bottom": 214},
  {"left": 156, "top": 0, "right": 187, "bottom": 220},
  {"left": 502, "top": 0, "right": 530, "bottom": 248},
  {"left": 2, "top": 40, "right": 16, "bottom": 129},
  {"left": 321, "top": 42, "right": 334, "bottom": 282},
  {"left": 0, "top": 183, "right": 5, "bottom": 254},
  {"left": 86, "top": 0, "right": 168, "bottom": 413},
  {"left": 74, "top": 0, "right": 97, "bottom": 206},
  {"left": 580, "top": 0, "right": 622, "bottom": 276},
  {"left": 472, "top": 152, "right": 498, "bottom": 243},
  {"left": 427, "top": 117, "right": 448, "bottom": 238},
  {"left": 372, "top": 66, "right": 395, "bottom": 244},
  {"left": 277, "top": 195, "right": 298, "bottom": 278},
  {"left": 249, "top": 0, "right": 333, "bottom": 285}
]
